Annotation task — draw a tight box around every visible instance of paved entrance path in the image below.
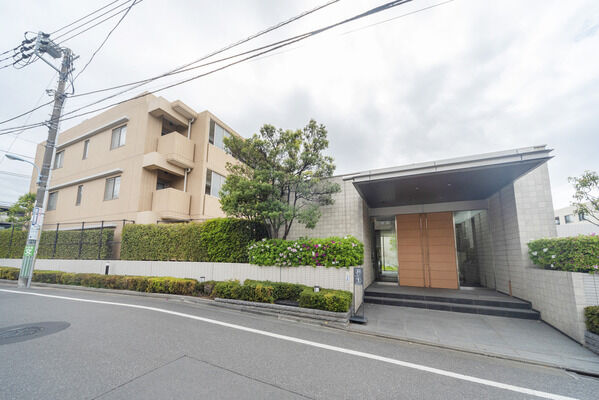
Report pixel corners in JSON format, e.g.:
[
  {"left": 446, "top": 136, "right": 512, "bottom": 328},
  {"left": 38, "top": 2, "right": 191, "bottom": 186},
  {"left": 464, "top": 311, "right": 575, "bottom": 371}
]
[{"left": 349, "top": 303, "right": 599, "bottom": 375}]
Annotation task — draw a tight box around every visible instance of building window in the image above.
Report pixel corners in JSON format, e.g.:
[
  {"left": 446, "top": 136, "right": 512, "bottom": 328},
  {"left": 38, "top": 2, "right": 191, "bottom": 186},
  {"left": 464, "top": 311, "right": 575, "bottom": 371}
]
[
  {"left": 47, "top": 191, "right": 58, "bottom": 211},
  {"left": 110, "top": 125, "right": 126, "bottom": 149},
  {"left": 76, "top": 185, "right": 83, "bottom": 206},
  {"left": 156, "top": 179, "right": 170, "bottom": 190},
  {"left": 82, "top": 139, "right": 90, "bottom": 159},
  {"left": 209, "top": 120, "right": 231, "bottom": 152},
  {"left": 104, "top": 176, "right": 121, "bottom": 200},
  {"left": 578, "top": 213, "right": 586, "bottom": 222},
  {"left": 205, "top": 169, "right": 225, "bottom": 198},
  {"left": 564, "top": 214, "right": 575, "bottom": 224},
  {"left": 54, "top": 150, "right": 64, "bottom": 169},
  {"left": 554, "top": 216, "right": 560, "bottom": 225}
]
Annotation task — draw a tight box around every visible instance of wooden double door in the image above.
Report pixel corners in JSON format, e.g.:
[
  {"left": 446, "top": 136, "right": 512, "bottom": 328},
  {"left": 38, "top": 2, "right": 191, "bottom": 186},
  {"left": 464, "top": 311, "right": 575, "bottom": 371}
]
[{"left": 396, "top": 212, "right": 459, "bottom": 289}]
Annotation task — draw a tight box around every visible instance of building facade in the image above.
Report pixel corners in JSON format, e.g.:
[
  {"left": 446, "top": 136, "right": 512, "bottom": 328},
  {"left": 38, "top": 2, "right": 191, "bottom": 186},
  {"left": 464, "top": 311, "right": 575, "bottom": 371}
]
[
  {"left": 554, "top": 204, "right": 598, "bottom": 237},
  {"left": 287, "top": 145, "right": 557, "bottom": 296},
  {"left": 30, "top": 94, "right": 242, "bottom": 228}
]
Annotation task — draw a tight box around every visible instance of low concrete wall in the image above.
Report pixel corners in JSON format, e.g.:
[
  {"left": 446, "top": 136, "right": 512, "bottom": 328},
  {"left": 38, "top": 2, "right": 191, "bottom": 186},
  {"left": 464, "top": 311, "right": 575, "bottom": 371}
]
[
  {"left": 521, "top": 268, "right": 599, "bottom": 344},
  {"left": 0, "top": 258, "right": 363, "bottom": 309}
]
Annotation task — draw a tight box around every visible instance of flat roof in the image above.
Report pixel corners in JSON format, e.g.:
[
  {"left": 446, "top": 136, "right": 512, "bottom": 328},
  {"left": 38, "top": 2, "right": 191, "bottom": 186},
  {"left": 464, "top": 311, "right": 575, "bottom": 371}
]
[{"left": 345, "top": 145, "right": 553, "bottom": 208}]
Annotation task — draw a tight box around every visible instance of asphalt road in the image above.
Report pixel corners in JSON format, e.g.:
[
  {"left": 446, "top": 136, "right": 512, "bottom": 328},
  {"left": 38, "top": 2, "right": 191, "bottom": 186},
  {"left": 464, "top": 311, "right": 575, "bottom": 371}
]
[{"left": 1, "top": 282, "right": 598, "bottom": 400}]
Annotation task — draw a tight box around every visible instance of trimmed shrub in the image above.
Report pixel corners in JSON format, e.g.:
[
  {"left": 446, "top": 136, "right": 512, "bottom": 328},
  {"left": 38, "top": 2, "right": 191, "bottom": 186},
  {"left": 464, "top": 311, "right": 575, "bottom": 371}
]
[
  {"left": 0, "top": 228, "right": 114, "bottom": 259},
  {"left": 0, "top": 266, "right": 201, "bottom": 296},
  {"left": 586, "top": 306, "right": 599, "bottom": 335},
  {"left": 248, "top": 236, "right": 364, "bottom": 268},
  {"left": 0, "top": 267, "right": 351, "bottom": 312},
  {"left": 120, "top": 218, "right": 267, "bottom": 262},
  {"left": 0, "top": 266, "right": 19, "bottom": 280},
  {"left": 528, "top": 236, "right": 599, "bottom": 273},
  {"left": 298, "top": 287, "right": 352, "bottom": 313},
  {"left": 215, "top": 279, "right": 352, "bottom": 312}
]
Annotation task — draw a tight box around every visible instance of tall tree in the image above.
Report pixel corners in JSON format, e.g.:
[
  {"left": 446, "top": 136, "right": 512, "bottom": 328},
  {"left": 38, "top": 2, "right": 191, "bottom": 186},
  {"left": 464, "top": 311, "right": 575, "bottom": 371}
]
[
  {"left": 569, "top": 170, "right": 599, "bottom": 227},
  {"left": 7, "top": 193, "right": 36, "bottom": 224},
  {"left": 221, "top": 120, "right": 340, "bottom": 239}
]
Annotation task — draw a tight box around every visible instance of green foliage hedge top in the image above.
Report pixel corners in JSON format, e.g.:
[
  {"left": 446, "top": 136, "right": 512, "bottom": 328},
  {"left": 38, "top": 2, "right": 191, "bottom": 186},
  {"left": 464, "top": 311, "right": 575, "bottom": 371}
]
[
  {"left": 248, "top": 236, "right": 363, "bottom": 268},
  {"left": 0, "top": 227, "right": 114, "bottom": 259},
  {"left": 586, "top": 306, "right": 599, "bottom": 335},
  {"left": 213, "top": 279, "right": 352, "bottom": 312},
  {"left": 0, "top": 267, "right": 351, "bottom": 312},
  {"left": 528, "top": 235, "right": 599, "bottom": 273},
  {"left": 120, "top": 218, "right": 267, "bottom": 262}
]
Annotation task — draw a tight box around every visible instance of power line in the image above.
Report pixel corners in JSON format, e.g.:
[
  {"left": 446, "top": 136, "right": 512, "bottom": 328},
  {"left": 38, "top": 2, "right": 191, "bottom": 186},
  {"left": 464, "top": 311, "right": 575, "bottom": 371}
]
[
  {"left": 50, "top": 0, "right": 125, "bottom": 35},
  {"left": 56, "top": 0, "right": 144, "bottom": 44},
  {"left": 0, "top": 0, "right": 417, "bottom": 135},
  {"left": 72, "top": 0, "right": 137, "bottom": 83},
  {"left": 0, "top": 0, "right": 340, "bottom": 127}
]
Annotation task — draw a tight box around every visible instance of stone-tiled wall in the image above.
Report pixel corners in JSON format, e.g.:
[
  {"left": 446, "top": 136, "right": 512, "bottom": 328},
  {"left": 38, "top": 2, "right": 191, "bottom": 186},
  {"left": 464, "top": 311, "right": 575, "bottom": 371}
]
[{"left": 286, "top": 177, "right": 374, "bottom": 289}]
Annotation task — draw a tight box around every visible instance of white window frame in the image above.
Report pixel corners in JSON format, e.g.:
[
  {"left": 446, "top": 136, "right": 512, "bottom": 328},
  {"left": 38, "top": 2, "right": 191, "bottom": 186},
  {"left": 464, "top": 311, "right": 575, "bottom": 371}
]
[
  {"left": 47, "top": 191, "right": 58, "bottom": 211},
  {"left": 564, "top": 214, "right": 575, "bottom": 224},
  {"left": 82, "top": 139, "right": 90, "bottom": 159},
  {"left": 209, "top": 120, "right": 232, "bottom": 153},
  {"left": 205, "top": 169, "right": 225, "bottom": 198},
  {"left": 54, "top": 150, "right": 64, "bottom": 169},
  {"left": 76, "top": 185, "right": 83, "bottom": 206},
  {"left": 110, "top": 125, "right": 126, "bottom": 149},
  {"left": 104, "top": 176, "right": 121, "bottom": 201}
]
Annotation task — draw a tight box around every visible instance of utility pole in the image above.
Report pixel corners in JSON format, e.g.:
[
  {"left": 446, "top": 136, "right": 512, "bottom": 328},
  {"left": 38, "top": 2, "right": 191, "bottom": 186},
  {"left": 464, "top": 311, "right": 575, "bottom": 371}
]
[{"left": 18, "top": 33, "right": 75, "bottom": 288}]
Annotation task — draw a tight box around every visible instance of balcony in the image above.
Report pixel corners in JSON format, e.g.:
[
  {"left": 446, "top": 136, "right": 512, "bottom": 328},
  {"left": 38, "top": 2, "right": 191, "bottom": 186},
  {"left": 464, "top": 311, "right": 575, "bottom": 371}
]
[
  {"left": 142, "top": 132, "right": 195, "bottom": 175},
  {"left": 152, "top": 188, "right": 191, "bottom": 221}
]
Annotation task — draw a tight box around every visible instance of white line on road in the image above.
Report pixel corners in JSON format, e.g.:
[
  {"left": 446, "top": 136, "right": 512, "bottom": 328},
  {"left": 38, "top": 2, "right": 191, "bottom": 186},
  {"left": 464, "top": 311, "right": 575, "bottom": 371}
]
[{"left": 0, "top": 288, "right": 578, "bottom": 400}]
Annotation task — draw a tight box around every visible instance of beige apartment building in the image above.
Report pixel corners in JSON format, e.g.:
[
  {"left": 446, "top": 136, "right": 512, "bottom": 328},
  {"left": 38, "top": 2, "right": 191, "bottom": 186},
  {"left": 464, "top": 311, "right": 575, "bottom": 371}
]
[{"left": 30, "top": 93, "right": 242, "bottom": 228}]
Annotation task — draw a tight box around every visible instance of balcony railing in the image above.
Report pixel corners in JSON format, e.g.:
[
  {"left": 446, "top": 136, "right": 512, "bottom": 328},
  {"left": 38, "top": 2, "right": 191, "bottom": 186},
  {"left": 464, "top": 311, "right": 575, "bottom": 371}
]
[
  {"left": 152, "top": 188, "right": 191, "bottom": 221},
  {"left": 142, "top": 132, "right": 195, "bottom": 175}
]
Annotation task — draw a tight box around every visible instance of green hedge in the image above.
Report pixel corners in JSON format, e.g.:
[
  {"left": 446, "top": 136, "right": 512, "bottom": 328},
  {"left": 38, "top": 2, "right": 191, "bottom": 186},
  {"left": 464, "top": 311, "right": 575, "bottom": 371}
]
[
  {"left": 247, "top": 236, "right": 363, "bottom": 268},
  {"left": 528, "top": 236, "right": 599, "bottom": 273},
  {"left": 0, "top": 228, "right": 114, "bottom": 259},
  {"left": 121, "top": 218, "right": 267, "bottom": 262},
  {"left": 213, "top": 279, "right": 352, "bottom": 312},
  {"left": 298, "top": 287, "right": 353, "bottom": 313},
  {"left": 585, "top": 306, "right": 599, "bottom": 335},
  {"left": 0, "top": 267, "right": 352, "bottom": 312},
  {"left": 0, "top": 266, "right": 205, "bottom": 296}
]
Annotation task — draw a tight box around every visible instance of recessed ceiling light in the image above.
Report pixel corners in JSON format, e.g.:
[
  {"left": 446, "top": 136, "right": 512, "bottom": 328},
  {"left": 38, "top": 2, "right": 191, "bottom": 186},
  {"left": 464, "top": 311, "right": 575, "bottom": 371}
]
[{"left": 447, "top": 183, "right": 452, "bottom": 187}]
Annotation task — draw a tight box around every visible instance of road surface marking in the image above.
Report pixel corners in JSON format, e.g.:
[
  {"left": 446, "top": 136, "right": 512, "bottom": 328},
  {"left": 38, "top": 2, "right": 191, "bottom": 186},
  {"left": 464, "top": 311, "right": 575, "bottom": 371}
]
[{"left": 0, "top": 288, "right": 578, "bottom": 400}]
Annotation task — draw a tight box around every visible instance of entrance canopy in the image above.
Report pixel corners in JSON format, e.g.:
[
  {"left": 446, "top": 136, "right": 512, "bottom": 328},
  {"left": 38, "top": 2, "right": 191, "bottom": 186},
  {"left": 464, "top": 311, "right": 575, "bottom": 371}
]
[{"left": 345, "top": 146, "right": 552, "bottom": 208}]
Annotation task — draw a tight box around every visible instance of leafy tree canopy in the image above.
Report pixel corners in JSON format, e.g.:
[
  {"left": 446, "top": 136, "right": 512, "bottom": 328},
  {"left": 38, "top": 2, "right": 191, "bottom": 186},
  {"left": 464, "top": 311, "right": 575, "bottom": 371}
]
[
  {"left": 7, "top": 193, "right": 36, "bottom": 224},
  {"left": 569, "top": 170, "right": 599, "bottom": 227},
  {"left": 221, "top": 119, "right": 340, "bottom": 239}
]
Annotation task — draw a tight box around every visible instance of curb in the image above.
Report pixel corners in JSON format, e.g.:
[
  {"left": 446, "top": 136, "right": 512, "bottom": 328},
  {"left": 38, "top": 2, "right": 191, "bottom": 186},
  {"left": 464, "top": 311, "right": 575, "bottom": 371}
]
[
  {"left": 213, "top": 298, "right": 350, "bottom": 328},
  {"left": 2, "top": 279, "right": 598, "bottom": 377}
]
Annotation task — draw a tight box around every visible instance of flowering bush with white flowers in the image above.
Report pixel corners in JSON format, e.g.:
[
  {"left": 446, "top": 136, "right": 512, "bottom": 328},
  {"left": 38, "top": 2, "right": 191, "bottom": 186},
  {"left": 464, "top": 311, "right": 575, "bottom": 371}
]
[
  {"left": 528, "top": 235, "right": 599, "bottom": 273},
  {"left": 247, "top": 236, "right": 363, "bottom": 268}
]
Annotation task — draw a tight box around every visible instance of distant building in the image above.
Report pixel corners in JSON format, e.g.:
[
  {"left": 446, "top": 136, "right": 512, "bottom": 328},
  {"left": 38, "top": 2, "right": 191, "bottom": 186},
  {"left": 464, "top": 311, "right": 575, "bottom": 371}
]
[
  {"left": 0, "top": 201, "right": 11, "bottom": 229},
  {"left": 30, "top": 94, "right": 243, "bottom": 227},
  {"left": 554, "top": 204, "right": 597, "bottom": 237}
]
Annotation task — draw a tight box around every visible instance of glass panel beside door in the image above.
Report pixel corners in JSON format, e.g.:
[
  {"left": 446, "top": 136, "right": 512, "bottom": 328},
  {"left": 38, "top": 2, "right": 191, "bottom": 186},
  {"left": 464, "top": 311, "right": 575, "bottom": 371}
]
[{"left": 374, "top": 217, "right": 398, "bottom": 280}]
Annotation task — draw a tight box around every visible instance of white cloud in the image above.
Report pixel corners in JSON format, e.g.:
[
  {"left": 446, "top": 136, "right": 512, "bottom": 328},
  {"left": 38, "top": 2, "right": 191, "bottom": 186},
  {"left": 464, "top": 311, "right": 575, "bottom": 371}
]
[{"left": 0, "top": 0, "right": 598, "bottom": 209}]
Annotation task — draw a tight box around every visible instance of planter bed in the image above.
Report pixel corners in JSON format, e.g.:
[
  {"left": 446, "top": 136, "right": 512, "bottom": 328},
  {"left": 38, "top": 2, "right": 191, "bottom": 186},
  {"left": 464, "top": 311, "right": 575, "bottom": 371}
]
[
  {"left": 585, "top": 331, "right": 599, "bottom": 355},
  {"left": 213, "top": 298, "right": 350, "bottom": 328}
]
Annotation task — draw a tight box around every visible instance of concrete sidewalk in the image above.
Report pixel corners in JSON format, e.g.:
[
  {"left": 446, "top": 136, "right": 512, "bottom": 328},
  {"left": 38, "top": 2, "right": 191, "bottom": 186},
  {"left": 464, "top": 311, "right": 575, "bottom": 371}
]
[{"left": 349, "top": 303, "right": 599, "bottom": 375}]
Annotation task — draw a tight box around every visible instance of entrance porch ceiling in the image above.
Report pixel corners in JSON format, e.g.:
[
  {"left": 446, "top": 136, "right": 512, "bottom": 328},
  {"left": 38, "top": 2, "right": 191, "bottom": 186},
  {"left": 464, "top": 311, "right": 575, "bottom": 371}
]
[{"left": 347, "top": 146, "right": 552, "bottom": 208}]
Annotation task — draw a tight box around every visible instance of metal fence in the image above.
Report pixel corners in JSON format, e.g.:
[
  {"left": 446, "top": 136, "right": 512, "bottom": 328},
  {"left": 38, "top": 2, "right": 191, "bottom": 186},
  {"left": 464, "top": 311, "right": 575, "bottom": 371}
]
[{"left": 0, "top": 219, "right": 135, "bottom": 260}]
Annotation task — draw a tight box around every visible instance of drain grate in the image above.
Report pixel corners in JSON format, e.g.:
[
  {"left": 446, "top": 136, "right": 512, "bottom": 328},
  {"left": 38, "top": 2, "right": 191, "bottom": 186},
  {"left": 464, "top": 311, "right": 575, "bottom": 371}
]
[{"left": 0, "top": 322, "right": 69, "bottom": 345}]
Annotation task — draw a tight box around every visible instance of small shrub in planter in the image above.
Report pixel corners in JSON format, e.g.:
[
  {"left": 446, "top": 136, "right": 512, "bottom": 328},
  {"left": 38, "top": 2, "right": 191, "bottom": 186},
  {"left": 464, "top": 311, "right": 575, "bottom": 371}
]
[
  {"left": 248, "top": 236, "right": 364, "bottom": 267},
  {"left": 586, "top": 306, "right": 599, "bottom": 335},
  {"left": 298, "top": 287, "right": 352, "bottom": 313}
]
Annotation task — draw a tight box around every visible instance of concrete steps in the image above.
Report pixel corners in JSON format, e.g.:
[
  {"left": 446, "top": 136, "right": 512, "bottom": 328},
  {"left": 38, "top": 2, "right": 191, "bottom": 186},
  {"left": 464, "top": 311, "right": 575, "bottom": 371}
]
[{"left": 364, "top": 289, "right": 540, "bottom": 320}]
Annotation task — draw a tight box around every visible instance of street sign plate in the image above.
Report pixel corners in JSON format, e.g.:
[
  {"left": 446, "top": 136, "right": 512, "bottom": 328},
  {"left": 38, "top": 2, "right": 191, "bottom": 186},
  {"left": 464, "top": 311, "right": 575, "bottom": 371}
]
[{"left": 354, "top": 267, "right": 363, "bottom": 285}]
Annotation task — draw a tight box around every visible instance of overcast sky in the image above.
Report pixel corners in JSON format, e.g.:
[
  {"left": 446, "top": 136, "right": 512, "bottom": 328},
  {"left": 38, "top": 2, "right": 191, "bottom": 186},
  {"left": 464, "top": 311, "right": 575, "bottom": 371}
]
[{"left": 0, "top": 0, "right": 598, "bottom": 209}]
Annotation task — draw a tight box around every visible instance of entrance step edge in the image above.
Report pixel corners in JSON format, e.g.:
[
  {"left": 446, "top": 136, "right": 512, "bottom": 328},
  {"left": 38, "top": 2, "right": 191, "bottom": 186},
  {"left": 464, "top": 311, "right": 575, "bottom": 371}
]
[
  {"left": 364, "top": 290, "right": 532, "bottom": 310},
  {"left": 363, "top": 296, "right": 540, "bottom": 320}
]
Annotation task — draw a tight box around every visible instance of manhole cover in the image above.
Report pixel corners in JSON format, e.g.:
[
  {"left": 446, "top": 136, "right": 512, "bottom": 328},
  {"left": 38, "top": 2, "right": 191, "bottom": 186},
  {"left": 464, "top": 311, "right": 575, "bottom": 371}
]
[{"left": 0, "top": 322, "right": 70, "bottom": 345}]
